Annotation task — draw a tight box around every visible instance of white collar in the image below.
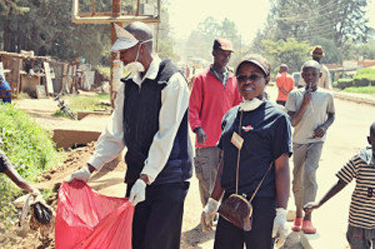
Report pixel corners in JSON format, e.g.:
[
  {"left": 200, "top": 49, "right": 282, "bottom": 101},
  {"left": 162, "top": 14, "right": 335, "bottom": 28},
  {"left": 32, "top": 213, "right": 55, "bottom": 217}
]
[
  {"left": 359, "top": 146, "right": 375, "bottom": 165},
  {"left": 239, "top": 98, "right": 263, "bottom": 111},
  {"left": 129, "top": 54, "right": 161, "bottom": 86}
]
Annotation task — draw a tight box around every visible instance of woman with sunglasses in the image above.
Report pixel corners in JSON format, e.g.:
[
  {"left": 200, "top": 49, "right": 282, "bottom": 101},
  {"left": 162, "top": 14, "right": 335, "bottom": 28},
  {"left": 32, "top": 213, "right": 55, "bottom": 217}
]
[{"left": 201, "top": 54, "right": 292, "bottom": 249}]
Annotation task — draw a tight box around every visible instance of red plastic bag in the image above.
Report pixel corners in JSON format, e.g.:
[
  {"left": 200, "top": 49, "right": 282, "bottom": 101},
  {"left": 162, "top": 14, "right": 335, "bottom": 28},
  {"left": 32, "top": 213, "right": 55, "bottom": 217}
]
[{"left": 55, "top": 181, "right": 134, "bottom": 249}]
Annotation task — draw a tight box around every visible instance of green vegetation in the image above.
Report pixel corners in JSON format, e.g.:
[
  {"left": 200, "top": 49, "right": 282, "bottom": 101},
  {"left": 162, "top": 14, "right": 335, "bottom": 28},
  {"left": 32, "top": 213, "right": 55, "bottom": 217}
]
[
  {"left": 336, "top": 78, "right": 354, "bottom": 89},
  {"left": 336, "top": 68, "right": 375, "bottom": 90},
  {"left": 67, "top": 94, "right": 110, "bottom": 111},
  {"left": 262, "top": 38, "right": 311, "bottom": 73},
  {"left": 342, "top": 86, "right": 375, "bottom": 94},
  {"left": 53, "top": 93, "right": 111, "bottom": 118},
  {"left": 0, "top": 104, "right": 62, "bottom": 225},
  {"left": 96, "top": 66, "right": 111, "bottom": 80}
]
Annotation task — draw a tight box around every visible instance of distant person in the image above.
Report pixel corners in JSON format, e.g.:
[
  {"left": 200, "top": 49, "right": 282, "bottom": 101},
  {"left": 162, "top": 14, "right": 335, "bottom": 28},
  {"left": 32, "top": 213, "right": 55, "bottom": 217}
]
[
  {"left": 189, "top": 38, "right": 242, "bottom": 211},
  {"left": 304, "top": 122, "right": 375, "bottom": 248},
  {"left": 0, "top": 136, "right": 39, "bottom": 195},
  {"left": 68, "top": 22, "right": 192, "bottom": 249},
  {"left": 299, "top": 46, "right": 332, "bottom": 90},
  {"left": 285, "top": 60, "right": 335, "bottom": 234},
  {"left": 275, "top": 64, "right": 294, "bottom": 106},
  {"left": 0, "top": 74, "right": 12, "bottom": 103}
]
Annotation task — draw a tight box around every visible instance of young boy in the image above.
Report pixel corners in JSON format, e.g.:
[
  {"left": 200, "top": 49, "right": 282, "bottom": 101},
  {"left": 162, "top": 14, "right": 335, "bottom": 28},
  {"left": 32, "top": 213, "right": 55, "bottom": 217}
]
[
  {"left": 304, "top": 122, "right": 375, "bottom": 248},
  {"left": 285, "top": 60, "right": 335, "bottom": 234}
]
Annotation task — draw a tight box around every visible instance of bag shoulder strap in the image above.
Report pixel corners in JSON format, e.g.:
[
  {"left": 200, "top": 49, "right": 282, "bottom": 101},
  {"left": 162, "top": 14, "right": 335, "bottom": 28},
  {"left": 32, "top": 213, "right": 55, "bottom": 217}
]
[{"left": 235, "top": 110, "right": 273, "bottom": 202}]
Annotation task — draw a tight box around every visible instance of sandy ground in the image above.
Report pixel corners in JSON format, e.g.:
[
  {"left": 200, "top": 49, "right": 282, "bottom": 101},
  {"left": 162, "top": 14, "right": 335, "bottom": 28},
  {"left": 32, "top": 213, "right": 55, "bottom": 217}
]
[
  {"left": 2, "top": 93, "right": 213, "bottom": 249},
  {"left": 3, "top": 85, "right": 375, "bottom": 248}
]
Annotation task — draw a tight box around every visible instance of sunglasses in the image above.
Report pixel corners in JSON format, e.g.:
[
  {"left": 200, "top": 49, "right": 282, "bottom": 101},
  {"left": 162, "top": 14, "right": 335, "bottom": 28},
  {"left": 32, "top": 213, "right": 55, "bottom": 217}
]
[{"left": 236, "top": 74, "right": 264, "bottom": 82}]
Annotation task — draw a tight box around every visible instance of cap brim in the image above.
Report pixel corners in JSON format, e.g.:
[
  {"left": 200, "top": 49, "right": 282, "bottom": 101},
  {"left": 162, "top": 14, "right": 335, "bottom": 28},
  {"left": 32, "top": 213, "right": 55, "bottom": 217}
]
[
  {"left": 110, "top": 39, "right": 138, "bottom": 52},
  {"left": 245, "top": 59, "right": 268, "bottom": 76}
]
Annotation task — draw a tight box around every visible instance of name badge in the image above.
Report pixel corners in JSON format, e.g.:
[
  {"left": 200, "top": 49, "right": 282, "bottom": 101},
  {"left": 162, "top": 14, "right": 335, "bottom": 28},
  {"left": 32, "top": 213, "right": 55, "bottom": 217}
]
[{"left": 231, "top": 132, "right": 244, "bottom": 150}]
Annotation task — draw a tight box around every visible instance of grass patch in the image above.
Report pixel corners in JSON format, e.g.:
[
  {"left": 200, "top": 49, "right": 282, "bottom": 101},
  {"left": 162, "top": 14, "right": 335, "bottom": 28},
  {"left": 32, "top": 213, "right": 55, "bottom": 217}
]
[
  {"left": 0, "top": 104, "right": 62, "bottom": 225},
  {"left": 96, "top": 66, "right": 110, "bottom": 79},
  {"left": 53, "top": 93, "right": 111, "bottom": 118},
  {"left": 342, "top": 86, "right": 375, "bottom": 95},
  {"left": 67, "top": 94, "right": 110, "bottom": 112}
]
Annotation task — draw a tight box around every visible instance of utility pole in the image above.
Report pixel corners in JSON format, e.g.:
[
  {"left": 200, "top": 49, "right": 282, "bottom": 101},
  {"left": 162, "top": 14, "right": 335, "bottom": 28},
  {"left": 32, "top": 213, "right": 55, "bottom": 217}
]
[{"left": 110, "top": 0, "right": 122, "bottom": 107}]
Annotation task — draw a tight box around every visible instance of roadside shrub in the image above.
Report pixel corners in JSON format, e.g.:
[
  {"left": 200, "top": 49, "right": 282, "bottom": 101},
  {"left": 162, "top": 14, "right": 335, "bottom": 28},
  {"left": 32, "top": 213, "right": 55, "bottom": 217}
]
[
  {"left": 352, "top": 68, "right": 375, "bottom": 87},
  {"left": 353, "top": 74, "right": 375, "bottom": 87},
  {"left": 0, "top": 104, "right": 61, "bottom": 225},
  {"left": 355, "top": 68, "right": 375, "bottom": 75},
  {"left": 337, "top": 78, "right": 354, "bottom": 89},
  {"left": 342, "top": 86, "right": 375, "bottom": 94}
]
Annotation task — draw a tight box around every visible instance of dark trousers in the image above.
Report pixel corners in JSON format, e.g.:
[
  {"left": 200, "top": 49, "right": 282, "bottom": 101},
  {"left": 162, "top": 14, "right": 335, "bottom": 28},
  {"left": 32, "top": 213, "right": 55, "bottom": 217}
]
[
  {"left": 214, "top": 197, "right": 276, "bottom": 249},
  {"left": 126, "top": 182, "right": 189, "bottom": 249}
]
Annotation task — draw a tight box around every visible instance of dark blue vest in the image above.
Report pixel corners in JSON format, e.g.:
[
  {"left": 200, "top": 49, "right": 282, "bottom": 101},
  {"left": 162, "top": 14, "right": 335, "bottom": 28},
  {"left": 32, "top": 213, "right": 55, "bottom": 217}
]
[{"left": 122, "top": 60, "right": 193, "bottom": 185}]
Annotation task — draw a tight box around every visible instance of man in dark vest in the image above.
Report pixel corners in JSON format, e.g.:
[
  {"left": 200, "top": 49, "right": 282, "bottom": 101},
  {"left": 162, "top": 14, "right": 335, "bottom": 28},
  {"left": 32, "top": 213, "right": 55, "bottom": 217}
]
[{"left": 68, "top": 21, "right": 193, "bottom": 249}]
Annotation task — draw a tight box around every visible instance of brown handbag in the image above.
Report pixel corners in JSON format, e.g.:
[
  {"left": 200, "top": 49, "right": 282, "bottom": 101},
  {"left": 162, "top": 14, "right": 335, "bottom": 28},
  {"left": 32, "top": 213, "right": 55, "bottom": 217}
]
[{"left": 218, "top": 110, "right": 273, "bottom": 231}]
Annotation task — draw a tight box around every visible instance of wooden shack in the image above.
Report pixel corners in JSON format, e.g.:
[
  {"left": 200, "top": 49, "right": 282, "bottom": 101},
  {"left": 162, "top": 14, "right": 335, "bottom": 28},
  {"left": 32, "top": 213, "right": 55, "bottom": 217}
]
[{"left": 0, "top": 51, "right": 79, "bottom": 98}]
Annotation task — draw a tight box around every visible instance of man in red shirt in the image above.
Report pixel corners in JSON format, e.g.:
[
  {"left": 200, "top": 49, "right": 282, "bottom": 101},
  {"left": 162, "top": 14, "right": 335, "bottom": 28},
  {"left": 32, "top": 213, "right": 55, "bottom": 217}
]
[
  {"left": 189, "top": 39, "right": 242, "bottom": 210},
  {"left": 276, "top": 64, "right": 294, "bottom": 106}
]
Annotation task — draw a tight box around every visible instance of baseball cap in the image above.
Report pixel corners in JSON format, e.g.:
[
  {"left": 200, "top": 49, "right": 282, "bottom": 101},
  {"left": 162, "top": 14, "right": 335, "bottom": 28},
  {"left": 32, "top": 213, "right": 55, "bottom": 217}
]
[
  {"left": 236, "top": 54, "right": 271, "bottom": 77},
  {"left": 213, "top": 38, "right": 234, "bottom": 52},
  {"left": 110, "top": 24, "right": 140, "bottom": 52},
  {"left": 311, "top": 46, "right": 325, "bottom": 58}
]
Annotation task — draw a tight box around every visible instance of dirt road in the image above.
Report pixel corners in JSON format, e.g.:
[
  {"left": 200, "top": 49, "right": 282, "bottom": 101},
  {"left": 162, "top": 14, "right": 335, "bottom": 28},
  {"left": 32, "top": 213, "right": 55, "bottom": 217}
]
[{"left": 5, "top": 85, "right": 375, "bottom": 248}]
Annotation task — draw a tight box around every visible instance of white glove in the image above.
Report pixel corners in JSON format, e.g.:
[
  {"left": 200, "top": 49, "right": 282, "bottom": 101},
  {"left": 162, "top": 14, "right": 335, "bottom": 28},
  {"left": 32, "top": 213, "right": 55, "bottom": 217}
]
[
  {"left": 129, "top": 179, "right": 147, "bottom": 206},
  {"left": 201, "top": 197, "right": 219, "bottom": 232},
  {"left": 67, "top": 166, "right": 91, "bottom": 183},
  {"left": 272, "top": 208, "right": 288, "bottom": 248},
  {"left": 30, "top": 188, "right": 41, "bottom": 196}
]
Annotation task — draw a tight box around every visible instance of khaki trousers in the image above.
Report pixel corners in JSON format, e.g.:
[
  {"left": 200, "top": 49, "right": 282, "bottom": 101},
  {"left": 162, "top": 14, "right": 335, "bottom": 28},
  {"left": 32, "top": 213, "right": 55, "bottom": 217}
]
[{"left": 292, "top": 142, "right": 324, "bottom": 210}]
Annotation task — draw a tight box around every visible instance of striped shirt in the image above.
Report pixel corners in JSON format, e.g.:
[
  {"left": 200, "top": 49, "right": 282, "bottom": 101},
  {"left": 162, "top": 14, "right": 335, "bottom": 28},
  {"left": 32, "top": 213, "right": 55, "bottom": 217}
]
[{"left": 336, "top": 146, "right": 375, "bottom": 229}]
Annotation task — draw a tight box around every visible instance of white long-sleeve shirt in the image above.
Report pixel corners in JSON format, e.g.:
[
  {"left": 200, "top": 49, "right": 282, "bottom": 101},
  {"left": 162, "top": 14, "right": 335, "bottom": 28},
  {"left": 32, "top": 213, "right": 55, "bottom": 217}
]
[{"left": 87, "top": 55, "right": 191, "bottom": 184}]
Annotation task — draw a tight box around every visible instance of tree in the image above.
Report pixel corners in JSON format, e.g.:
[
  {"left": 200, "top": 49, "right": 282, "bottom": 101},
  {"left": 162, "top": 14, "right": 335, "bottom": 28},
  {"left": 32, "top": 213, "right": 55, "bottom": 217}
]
[
  {"left": 0, "top": 0, "right": 110, "bottom": 65},
  {"left": 156, "top": 1, "right": 177, "bottom": 61},
  {"left": 258, "top": 0, "right": 373, "bottom": 54},
  {"left": 262, "top": 38, "right": 311, "bottom": 73},
  {"left": 347, "top": 38, "right": 375, "bottom": 60},
  {"left": 185, "top": 16, "right": 244, "bottom": 67}
]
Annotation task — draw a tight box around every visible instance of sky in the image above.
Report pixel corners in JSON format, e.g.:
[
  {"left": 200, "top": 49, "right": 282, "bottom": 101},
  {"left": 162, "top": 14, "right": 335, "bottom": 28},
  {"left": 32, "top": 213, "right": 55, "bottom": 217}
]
[
  {"left": 168, "top": 0, "right": 375, "bottom": 44},
  {"left": 168, "top": 0, "right": 271, "bottom": 44}
]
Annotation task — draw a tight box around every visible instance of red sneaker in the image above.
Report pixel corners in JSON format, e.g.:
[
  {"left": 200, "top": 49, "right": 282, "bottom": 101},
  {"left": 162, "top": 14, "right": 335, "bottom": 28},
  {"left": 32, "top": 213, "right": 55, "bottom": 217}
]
[
  {"left": 302, "top": 220, "right": 317, "bottom": 234},
  {"left": 292, "top": 217, "right": 303, "bottom": 232}
]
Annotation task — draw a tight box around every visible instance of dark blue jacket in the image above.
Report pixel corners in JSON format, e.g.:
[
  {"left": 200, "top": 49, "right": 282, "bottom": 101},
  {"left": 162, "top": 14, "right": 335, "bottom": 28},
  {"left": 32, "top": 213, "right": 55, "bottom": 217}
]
[{"left": 121, "top": 60, "right": 193, "bottom": 185}]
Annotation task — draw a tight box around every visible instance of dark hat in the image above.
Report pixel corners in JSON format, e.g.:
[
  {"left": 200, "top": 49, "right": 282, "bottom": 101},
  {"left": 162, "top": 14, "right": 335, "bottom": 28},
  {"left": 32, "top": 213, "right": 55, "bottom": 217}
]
[
  {"left": 236, "top": 54, "right": 271, "bottom": 76},
  {"left": 311, "top": 46, "right": 325, "bottom": 58},
  {"left": 0, "top": 74, "right": 4, "bottom": 83},
  {"left": 213, "top": 38, "right": 234, "bottom": 52}
]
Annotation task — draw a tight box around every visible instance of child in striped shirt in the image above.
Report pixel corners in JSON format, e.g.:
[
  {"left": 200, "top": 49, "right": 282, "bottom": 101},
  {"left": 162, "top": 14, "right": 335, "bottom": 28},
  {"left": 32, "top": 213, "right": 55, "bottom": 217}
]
[{"left": 304, "top": 122, "right": 375, "bottom": 248}]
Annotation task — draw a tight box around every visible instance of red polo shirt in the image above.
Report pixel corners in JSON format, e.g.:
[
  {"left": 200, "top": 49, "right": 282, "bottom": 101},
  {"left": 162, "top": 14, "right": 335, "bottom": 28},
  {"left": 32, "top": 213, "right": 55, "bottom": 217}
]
[{"left": 189, "top": 68, "right": 242, "bottom": 148}]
